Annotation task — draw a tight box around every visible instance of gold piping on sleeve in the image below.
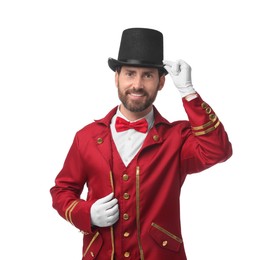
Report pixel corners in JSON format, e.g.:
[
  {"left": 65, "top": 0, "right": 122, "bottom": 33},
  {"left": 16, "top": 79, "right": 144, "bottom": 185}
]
[
  {"left": 65, "top": 200, "right": 79, "bottom": 224},
  {"left": 68, "top": 201, "right": 79, "bottom": 225},
  {"left": 194, "top": 120, "right": 221, "bottom": 136},
  {"left": 192, "top": 120, "right": 213, "bottom": 131},
  {"left": 136, "top": 166, "right": 145, "bottom": 260},
  {"left": 191, "top": 115, "right": 218, "bottom": 131}
]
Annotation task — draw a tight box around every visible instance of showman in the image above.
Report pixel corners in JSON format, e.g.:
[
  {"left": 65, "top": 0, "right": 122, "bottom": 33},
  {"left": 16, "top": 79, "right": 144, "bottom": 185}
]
[{"left": 50, "top": 27, "right": 232, "bottom": 260}]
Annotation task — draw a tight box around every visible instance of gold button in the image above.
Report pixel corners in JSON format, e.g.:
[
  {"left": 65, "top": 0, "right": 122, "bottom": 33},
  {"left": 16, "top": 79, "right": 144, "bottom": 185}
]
[
  {"left": 124, "top": 252, "right": 130, "bottom": 257},
  {"left": 153, "top": 135, "right": 159, "bottom": 141},
  {"left": 123, "top": 213, "right": 129, "bottom": 220},
  {"left": 97, "top": 138, "right": 103, "bottom": 144},
  {"left": 123, "top": 174, "right": 129, "bottom": 181},
  {"left": 209, "top": 114, "right": 216, "bottom": 121},
  {"left": 205, "top": 107, "right": 212, "bottom": 114},
  {"left": 162, "top": 240, "right": 168, "bottom": 247},
  {"left": 123, "top": 193, "right": 130, "bottom": 200},
  {"left": 124, "top": 232, "right": 130, "bottom": 237},
  {"left": 201, "top": 102, "right": 208, "bottom": 109}
]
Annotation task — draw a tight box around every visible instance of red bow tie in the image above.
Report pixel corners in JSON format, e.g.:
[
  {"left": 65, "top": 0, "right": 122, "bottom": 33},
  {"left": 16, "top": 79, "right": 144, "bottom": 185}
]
[{"left": 115, "top": 117, "right": 148, "bottom": 133}]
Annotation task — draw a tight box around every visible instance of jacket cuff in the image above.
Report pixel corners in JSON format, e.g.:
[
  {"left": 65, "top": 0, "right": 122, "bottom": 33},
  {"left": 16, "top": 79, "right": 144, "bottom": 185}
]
[
  {"left": 65, "top": 199, "right": 95, "bottom": 234},
  {"left": 182, "top": 93, "right": 221, "bottom": 136}
]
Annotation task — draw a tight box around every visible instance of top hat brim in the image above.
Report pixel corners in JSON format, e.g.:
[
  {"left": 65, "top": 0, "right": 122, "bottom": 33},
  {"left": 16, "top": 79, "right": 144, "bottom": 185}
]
[{"left": 108, "top": 58, "right": 168, "bottom": 75}]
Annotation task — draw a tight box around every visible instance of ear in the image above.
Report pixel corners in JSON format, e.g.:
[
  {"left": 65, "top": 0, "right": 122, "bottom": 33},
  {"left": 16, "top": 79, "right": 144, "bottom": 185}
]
[
  {"left": 115, "top": 71, "right": 119, "bottom": 88},
  {"left": 158, "top": 75, "right": 165, "bottom": 91}
]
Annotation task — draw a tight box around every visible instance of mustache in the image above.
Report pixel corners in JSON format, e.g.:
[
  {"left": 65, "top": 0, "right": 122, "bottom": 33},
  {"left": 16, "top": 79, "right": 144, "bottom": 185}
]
[{"left": 126, "top": 88, "right": 147, "bottom": 95}]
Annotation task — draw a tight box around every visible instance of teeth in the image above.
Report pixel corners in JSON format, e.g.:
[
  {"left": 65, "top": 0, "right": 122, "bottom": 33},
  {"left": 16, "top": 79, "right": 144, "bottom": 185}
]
[{"left": 130, "top": 93, "right": 143, "bottom": 97}]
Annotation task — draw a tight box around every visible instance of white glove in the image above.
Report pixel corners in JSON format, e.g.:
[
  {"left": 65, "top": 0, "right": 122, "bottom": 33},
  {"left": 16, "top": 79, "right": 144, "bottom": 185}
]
[
  {"left": 164, "top": 59, "right": 196, "bottom": 97},
  {"left": 90, "top": 192, "right": 119, "bottom": 227}
]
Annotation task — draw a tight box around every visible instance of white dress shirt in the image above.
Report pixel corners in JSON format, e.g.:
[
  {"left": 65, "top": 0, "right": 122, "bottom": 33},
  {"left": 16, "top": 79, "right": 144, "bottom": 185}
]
[{"left": 110, "top": 107, "right": 154, "bottom": 166}]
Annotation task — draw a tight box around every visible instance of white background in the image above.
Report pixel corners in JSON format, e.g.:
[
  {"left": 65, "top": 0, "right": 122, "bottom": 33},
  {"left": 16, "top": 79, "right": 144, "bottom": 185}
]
[{"left": 1, "top": 0, "right": 276, "bottom": 259}]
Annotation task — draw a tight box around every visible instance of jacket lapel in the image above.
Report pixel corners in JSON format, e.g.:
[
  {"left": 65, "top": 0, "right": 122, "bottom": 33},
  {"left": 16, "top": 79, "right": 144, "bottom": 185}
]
[
  {"left": 91, "top": 107, "right": 118, "bottom": 168},
  {"left": 93, "top": 129, "right": 113, "bottom": 169}
]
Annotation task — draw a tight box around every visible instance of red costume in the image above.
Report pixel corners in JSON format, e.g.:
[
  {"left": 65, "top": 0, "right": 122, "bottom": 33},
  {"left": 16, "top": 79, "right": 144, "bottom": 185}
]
[{"left": 50, "top": 94, "right": 232, "bottom": 259}]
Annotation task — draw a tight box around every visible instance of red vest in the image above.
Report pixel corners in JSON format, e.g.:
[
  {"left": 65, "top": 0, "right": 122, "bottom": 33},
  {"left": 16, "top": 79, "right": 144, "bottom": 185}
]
[{"left": 111, "top": 140, "right": 143, "bottom": 259}]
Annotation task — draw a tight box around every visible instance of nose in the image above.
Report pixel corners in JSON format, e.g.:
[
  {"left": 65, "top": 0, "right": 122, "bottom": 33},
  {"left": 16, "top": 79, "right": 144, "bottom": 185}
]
[{"left": 132, "top": 76, "right": 143, "bottom": 89}]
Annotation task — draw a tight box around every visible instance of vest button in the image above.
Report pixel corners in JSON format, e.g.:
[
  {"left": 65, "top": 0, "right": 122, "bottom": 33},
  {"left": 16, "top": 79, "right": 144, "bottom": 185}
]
[
  {"left": 124, "top": 251, "right": 130, "bottom": 257},
  {"left": 124, "top": 232, "right": 130, "bottom": 237},
  {"left": 123, "top": 174, "right": 129, "bottom": 181},
  {"left": 123, "top": 193, "right": 130, "bottom": 200},
  {"left": 153, "top": 135, "right": 159, "bottom": 142},
  {"left": 123, "top": 213, "right": 129, "bottom": 220},
  {"left": 162, "top": 240, "right": 168, "bottom": 247}
]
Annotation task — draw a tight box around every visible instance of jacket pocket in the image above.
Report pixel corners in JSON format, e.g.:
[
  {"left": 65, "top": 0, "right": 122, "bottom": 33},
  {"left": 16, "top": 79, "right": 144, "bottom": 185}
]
[
  {"left": 83, "top": 231, "right": 103, "bottom": 259},
  {"left": 149, "top": 222, "right": 183, "bottom": 252}
]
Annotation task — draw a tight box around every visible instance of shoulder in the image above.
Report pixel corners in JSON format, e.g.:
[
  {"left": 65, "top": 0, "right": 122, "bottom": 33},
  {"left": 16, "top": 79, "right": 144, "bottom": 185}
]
[
  {"left": 75, "top": 106, "right": 118, "bottom": 137},
  {"left": 153, "top": 106, "right": 191, "bottom": 133},
  {"left": 76, "top": 121, "right": 97, "bottom": 135}
]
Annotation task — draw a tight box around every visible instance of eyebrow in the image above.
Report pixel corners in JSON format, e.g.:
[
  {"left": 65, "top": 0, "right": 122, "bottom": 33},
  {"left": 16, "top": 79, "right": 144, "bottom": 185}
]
[{"left": 124, "top": 67, "right": 156, "bottom": 73}]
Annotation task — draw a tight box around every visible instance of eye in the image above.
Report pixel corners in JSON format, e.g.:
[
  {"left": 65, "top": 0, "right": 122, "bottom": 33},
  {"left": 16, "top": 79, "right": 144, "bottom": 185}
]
[
  {"left": 144, "top": 73, "right": 153, "bottom": 79},
  {"left": 125, "top": 71, "right": 134, "bottom": 77}
]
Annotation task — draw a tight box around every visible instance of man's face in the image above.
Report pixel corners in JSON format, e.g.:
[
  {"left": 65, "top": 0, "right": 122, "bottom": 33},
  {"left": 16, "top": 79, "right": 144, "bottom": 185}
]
[{"left": 115, "top": 66, "right": 165, "bottom": 113}]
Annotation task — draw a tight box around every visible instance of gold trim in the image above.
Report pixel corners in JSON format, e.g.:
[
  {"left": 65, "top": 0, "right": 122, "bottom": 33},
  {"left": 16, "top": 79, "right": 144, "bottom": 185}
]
[
  {"left": 136, "top": 166, "right": 145, "bottom": 260},
  {"left": 83, "top": 231, "right": 100, "bottom": 257},
  {"left": 110, "top": 226, "right": 114, "bottom": 260},
  {"left": 109, "top": 171, "right": 115, "bottom": 260},
  {"left": 192, "top": 119, "right": 213, "bottom": 131},
  {"left": 109, "top": 171, "right": 115, "bottom": 192},
  {"left": 65, "top": 200, "right": 79, "bottom": 224},
  {"left": 194, "top": 120, "right": 221, "bottom": 136},
  {"left": 192, "top": 115, "right": 218, "bottom": 131},
  {"left": 68, "top": 201, "right": 78, "bottom": 225},
  {"left": 151, "top": 223, "right": 183, "bottom": 244}
]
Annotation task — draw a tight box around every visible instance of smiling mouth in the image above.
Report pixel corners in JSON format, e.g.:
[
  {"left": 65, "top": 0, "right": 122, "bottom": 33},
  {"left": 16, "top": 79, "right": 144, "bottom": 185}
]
[
  {"left": 129, "top": 93, "right": 144, "bottom": 97},
  {"left": 126, "top": 89, "right": 147, "bottom": 97}
]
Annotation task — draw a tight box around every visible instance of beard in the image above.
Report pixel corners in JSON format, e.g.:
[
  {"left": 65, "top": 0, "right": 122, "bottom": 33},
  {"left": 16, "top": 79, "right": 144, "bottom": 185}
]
[{"left": 118, "top": 86, "right": 159, "bottom": 113}]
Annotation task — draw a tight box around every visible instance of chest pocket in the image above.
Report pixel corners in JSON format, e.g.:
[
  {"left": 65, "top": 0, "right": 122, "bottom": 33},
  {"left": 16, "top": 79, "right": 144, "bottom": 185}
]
[{"left": 149, "top": 222, "right": 183, "bottom": 252}]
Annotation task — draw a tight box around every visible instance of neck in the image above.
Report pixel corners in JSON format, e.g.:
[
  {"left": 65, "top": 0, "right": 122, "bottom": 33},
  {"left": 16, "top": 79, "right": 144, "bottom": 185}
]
[{"left": 119, "top": 104, "right": 153, "bottom": 121}]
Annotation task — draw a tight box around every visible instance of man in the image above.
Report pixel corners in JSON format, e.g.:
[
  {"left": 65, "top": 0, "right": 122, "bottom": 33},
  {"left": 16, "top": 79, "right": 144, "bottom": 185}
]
[{"left": 50, "top": 28, "right": 232, "bottom": 260}]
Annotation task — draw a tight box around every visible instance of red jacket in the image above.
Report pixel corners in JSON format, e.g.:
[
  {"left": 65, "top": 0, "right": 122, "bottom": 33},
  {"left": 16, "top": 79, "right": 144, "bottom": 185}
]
[{"left": 50, "top": 95, "right": 232, "bottom": 260}]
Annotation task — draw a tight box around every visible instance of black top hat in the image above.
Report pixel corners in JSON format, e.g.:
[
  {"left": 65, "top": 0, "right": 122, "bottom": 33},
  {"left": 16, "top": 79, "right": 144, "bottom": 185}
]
[{"left": 108, "top": 28, "right": 167, "bottom": 74}]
